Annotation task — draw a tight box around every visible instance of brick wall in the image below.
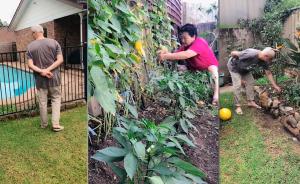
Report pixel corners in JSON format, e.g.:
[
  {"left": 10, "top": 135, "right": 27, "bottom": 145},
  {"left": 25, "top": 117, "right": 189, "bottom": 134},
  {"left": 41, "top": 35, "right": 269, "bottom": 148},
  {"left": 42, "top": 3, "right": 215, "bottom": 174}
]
[
  {"left": 15, "top": 21, "right": 55, "bottom": 51},
  {"left": 14, "top": 14, "right": 82, "bottom": 51},
  {"left": 54, "top": 14, "right": 81, "bottom": 47},
  {"left": 0, "top": 27, "right": 17, "bottom": 53},
  {"left": 0, "top": 27, "right": 16, "bottom": 43}
]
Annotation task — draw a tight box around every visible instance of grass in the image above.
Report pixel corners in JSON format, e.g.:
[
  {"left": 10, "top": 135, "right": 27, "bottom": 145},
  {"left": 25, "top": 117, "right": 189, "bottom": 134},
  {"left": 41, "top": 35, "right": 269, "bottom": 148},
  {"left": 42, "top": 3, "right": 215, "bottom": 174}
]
[
  {"left": 0, "top": 106, "right": 87, "bottom": 184},
  {"left": 220, "top": 92, "right": 300, "bottom": 184},
  {"left": 255, "top": 75, "right": 291, "bottom": 86},
  {"left": 0, "top": 105, "right": 16, "bottom": 115}
]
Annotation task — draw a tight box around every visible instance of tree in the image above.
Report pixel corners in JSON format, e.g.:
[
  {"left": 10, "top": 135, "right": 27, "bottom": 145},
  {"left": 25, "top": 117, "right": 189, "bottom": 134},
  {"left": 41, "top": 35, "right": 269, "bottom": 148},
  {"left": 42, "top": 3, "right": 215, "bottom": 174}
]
[
  {"left": 206, "top": 3, "right": 218, "bottom": 21},
  {"left": 0, "top": 19, "right": 8, "bottom": 27}
]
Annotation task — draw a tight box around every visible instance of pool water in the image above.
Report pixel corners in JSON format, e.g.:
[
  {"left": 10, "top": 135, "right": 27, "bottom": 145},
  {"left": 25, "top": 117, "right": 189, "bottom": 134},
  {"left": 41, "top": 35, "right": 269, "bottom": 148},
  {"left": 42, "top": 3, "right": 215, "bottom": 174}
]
[{"left": 0, "top": 65, "right": 35, "bottom": 99}]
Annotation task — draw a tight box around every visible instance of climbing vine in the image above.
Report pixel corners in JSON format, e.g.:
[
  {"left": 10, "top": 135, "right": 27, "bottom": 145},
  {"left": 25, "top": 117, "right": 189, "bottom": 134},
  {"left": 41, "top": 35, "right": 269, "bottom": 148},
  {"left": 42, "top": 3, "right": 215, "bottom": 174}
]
[
  {"left": 239, "top": 0, "right": 300, "bottom": 46},
  {"left": 88, "top": 0, "right": 213, "bottom": 183}
]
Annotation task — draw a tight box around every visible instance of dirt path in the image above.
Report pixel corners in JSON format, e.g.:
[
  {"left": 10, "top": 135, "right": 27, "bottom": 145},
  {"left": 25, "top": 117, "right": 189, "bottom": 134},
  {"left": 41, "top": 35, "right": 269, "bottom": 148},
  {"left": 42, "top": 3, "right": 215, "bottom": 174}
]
[{"left": 251, "top": 109, "right": 300, "bottom": 156}]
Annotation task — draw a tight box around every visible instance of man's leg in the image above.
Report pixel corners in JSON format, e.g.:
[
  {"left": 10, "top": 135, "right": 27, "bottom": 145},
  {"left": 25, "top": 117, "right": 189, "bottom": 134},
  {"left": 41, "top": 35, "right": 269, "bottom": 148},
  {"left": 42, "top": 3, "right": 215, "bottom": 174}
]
[
  {"left": 49, "top": 86, "right": 63, "bottom": 130},
  {"left": 37, "top": 88, "right": 48, "bottom": 127},
  {"left": 243, "top": 73, "right": 261, "bottom": 109},
  {"left": 208, "top": 65, "right": 219, "bottom": 105}
]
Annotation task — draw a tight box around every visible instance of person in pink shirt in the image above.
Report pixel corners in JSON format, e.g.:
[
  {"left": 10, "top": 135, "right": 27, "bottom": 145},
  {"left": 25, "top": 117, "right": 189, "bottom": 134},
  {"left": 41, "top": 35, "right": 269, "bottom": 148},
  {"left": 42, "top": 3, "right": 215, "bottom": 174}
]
[{"left": 158, "top": 24, "right": 219, "bottom": 105}]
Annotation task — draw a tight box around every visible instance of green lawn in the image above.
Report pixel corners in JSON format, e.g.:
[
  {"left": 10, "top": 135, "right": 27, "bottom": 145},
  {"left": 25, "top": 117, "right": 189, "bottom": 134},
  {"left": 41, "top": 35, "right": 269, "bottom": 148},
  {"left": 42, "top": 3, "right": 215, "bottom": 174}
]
[
  {"left": 220, "top": 93, "right": 300, "bottom": 184},
  {"left": 0, "top": 106, "right": 87, "bottom": 184}
]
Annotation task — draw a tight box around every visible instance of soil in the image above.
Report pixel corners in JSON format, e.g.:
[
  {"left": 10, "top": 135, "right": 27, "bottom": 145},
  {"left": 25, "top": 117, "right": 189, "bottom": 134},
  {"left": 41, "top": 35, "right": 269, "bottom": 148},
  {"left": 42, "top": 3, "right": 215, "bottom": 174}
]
[
  {"left": 88, "top": 102, "right": 219, "bottom": 184},
  {"left": 252, "top": 109, "right": 300, "bottom": 156}
]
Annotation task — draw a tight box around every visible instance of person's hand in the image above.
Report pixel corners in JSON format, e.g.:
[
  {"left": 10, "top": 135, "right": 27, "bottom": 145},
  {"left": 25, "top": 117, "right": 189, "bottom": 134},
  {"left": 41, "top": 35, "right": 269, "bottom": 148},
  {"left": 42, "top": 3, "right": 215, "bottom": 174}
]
[
  {"left": 40, "top": 69, "right": 53, "bottom": 79},
  {"left": 178, "top": 65, "right": 187, "bottom": 72},
  {"left": 274, "top": 85, "right": 281, "bottom": 92},
  {"left": 158, "top": 52, "right": 166, "bottom": 63},
  {"left": 157, "top": 49, "right": 168, "bottom": 55}
]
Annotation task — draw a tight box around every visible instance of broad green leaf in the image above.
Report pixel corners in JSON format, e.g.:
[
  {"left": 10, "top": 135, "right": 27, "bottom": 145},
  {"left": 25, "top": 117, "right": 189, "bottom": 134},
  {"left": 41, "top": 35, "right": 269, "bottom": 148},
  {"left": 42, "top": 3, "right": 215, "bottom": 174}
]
[
  {"left": 91, "top": 66, "right": 116, "bottom": 115},
  {"left": 160, "top": 116, "right": 176, "bottom": 125},
  {"left": 152, "top": 164, "right": 174, "bottom": 175},
  {"left": 185, "top": 119, "right": 198, "bottom": 132},
  {"left": 112, "top": 130, "right": 128, "bottom": 148},
  {"left": 115, "top": 2, "right": 131, "bottom": 14},
  {"left": 179, "top": 119, "right": 188, "bottom": 133},
  {"left": 168, "top": 157, "right": 206, "bottom": 178},
  {"left": 161, "top": 175, "right": 192, "bottom": 184},
  {"left": 124, "top": 152, "right": 138, "bottom": 179},
  {"left": 124, "top": 31, "right": 134, "bottom": 41},
  {"left": 125, "top": 103, "right": 138, "bottom": 119},
  {"left": 109, "top": 15, "right": 121, "bottom": 33},
  {"left": 92, "top": 151, "right": 124, "bottom": 163},
  {"left": 99, "top": 147, "right": 127, "bottom": 157},
  {"left": 168, "top": 81, "right": 175, "bottom": 91},
  {"left": 104, "top": 44, "right": 123, "bottom": 54},
  {"left": 109, "top": 163, "right": 127, "bottom": 182},
  {"left": 148, "top": 176, "right": 164, "bottom": 184},
  {"left": 184, "top": 174, "right": 206, "bottom": 184},
  {"left": 121, "top": 38, "right": 131, "bottom": 53},
  {"left": 133, "top": 141, "right": 146, "bottom": 160},
  {"left": 179, "top": 96, "right": 185, "bottom": 108},
  {"left": 97, "top": 20, "right": 112, "bottom": 33},
  {"left": 115, "top": 127, "right": 127, "bottom": 133},
  {"left": 176, "top": 134, "right": 195, "bottom": 147},
  {"left": 100, "top": 47, "right": 115, "bottom": 68},
  {"left": 88, "top": 24, "right": 98, "bottom": 40},
  {"left": 169, "top": 137, "right": 185, "bottom": 155},
  {"left": 184, "top": 111, "right": 195, "bottom": 119}
]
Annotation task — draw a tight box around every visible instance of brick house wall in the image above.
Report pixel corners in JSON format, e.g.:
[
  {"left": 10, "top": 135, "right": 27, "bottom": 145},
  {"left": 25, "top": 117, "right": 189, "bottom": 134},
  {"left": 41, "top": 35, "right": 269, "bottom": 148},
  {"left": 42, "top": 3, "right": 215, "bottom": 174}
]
[
  {"left": 54, "top": 14, "right": 81, "bottom": 47},
  {"left": 0, "top": 27, "right": 17, "bottom": 53},
  {"left": 0, "top": 27, "right": 16, "bottom": 43},
  {"left": 14, "top": 14, "right": 83, "bottom": 52},
  {"left": 15, "top": 21, "right": 55, "bottom": 51}
]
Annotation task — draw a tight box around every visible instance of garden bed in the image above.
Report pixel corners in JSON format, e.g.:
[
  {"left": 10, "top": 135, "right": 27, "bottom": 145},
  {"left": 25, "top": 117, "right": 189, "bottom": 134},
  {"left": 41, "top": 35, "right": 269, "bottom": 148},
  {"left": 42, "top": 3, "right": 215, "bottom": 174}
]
[
  {"left": 253, "top": 75, "right": 300, "bottom": 139},
  {"left": 88, "top": 102, "right": 219, "bottom": 184}
]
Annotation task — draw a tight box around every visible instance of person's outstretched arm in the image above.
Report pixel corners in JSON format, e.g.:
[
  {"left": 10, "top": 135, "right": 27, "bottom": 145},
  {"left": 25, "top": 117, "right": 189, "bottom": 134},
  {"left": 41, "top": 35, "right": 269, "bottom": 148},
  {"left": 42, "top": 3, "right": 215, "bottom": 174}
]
[
  {"left": 159, "top": 50, "right": 197, "bottom": 61},
  {"left": 231, "top": 51, "right": 240, "bottom": 58},
  {"left": 265, "top": 70, "right": 281, "bottom": 92}
]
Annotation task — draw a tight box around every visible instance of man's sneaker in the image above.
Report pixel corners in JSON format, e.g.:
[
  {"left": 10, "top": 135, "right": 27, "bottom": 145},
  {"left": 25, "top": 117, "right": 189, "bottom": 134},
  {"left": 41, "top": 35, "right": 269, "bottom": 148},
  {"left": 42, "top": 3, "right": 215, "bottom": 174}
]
[
  {"left": 41, "top": 124, "right": 48, "bottom": 129},
  {"left": 52, "top": 125, "right": 64, "bottom": 132}
]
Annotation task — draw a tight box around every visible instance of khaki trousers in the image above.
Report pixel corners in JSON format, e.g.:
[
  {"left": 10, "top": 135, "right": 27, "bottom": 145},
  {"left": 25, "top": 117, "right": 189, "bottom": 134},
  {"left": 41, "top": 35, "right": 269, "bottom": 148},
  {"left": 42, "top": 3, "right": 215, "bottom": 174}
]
[
  {"left": 37, "top": 86, "right": 61, "bottom": 127},
  {"left": 227, "top": 59, "right": 255, "bottom": 105}
]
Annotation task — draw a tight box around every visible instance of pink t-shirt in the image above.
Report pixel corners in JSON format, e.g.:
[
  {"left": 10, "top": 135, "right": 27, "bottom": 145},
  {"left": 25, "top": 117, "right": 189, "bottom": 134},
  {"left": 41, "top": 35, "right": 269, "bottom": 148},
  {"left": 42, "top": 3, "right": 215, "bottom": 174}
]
[{"left": 176, "top": 37, "right": 218, "bottom": 70}]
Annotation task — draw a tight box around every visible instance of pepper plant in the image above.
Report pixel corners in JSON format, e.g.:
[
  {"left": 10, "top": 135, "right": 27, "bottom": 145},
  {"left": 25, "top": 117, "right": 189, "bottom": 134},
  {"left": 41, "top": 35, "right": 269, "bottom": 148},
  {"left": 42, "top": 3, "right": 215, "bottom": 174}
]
[{"left": 92, "top": 116, "right": 207, "bottom": 184}]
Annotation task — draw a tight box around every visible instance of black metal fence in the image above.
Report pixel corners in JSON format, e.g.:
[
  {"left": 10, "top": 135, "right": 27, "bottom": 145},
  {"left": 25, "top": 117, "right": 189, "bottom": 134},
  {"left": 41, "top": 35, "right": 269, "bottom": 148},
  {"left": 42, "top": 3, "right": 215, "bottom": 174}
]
[{"left": 0, "top": 45, "right": 86, "bottom": 117}]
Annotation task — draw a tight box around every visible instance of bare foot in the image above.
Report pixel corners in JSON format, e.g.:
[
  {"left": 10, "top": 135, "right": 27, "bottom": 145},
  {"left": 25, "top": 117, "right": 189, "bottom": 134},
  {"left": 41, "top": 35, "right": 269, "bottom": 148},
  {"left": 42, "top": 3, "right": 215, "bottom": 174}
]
[
  {"left": 247, "top": 101, "right": 262, "bottom": 109},
  {"left": 235, "top": 106, "right": 243, "bottom": 115}
]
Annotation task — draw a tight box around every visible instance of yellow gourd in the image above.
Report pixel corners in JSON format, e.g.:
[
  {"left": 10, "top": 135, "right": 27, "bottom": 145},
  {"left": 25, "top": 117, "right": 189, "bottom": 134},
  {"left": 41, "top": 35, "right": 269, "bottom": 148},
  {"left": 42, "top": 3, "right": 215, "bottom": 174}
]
[
  {"left": 135, "top": 40, "right": 145, "bottom": 56},
  {"left": 219, "top": 108, "right": 232, "bottom": 121}
]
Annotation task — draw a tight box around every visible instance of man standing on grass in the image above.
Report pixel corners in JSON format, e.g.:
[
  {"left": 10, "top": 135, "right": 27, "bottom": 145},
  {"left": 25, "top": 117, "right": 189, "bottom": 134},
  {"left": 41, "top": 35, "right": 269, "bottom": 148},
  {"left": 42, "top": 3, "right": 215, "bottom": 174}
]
[
  {"left": 27, "top": 25, "right": 64, "bottom": 132},
  {"left": 227, "top": 47, "right": 281, "bottom": 115}
]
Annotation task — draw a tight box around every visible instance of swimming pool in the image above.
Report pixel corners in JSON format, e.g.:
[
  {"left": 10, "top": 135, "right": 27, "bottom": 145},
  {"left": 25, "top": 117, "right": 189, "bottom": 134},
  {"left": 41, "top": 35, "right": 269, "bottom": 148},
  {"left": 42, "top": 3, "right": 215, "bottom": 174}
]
[{"left": 0, "top": 65, "right": 35, "bottom": 100}]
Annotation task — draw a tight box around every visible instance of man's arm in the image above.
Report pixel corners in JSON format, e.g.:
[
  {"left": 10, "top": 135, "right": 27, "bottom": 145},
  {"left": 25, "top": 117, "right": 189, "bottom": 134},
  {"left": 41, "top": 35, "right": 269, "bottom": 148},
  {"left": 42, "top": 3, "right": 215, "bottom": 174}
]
[
  {"left": 265, "top": 70, "right": 281, "bottom": 92},
  {"left": 46, "top": 54, "right": 64, "bottom": 71},
  {"left": 28, "top": 59, "right": 53, "bottom": 78},
  {"left": 231, "top": 51, "right": 240, "bottom": 58},
  {"left": 159, "top": 50, "right": 197, "bottom": 61},
  {"left": 28, "top": 59, "right": 43, "bottom": 73}
]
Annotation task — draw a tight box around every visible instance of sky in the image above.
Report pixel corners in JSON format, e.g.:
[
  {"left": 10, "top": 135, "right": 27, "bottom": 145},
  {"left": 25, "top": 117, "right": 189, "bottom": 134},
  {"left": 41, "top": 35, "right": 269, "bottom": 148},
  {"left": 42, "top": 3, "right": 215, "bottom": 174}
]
[
  {"left": 0, "top": 0, "right": 21, "bottom": 23},
  {"left": 182, "top": 0, "right": 217, "bottom": 9}
]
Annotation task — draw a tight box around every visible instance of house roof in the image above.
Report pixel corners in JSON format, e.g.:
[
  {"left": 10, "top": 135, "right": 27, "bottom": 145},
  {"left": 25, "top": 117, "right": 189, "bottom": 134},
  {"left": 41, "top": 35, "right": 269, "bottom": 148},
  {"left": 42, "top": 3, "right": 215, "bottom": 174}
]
[{"left": 9, "top": 0, "right": 86, "bottom": 31}]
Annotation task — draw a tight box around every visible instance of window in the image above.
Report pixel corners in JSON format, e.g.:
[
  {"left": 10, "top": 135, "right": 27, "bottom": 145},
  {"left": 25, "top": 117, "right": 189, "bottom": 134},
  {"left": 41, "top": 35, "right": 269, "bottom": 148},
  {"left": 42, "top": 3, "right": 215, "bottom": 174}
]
[{"left": 43, "top": 28, "right": 47, "bottom": 37}]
